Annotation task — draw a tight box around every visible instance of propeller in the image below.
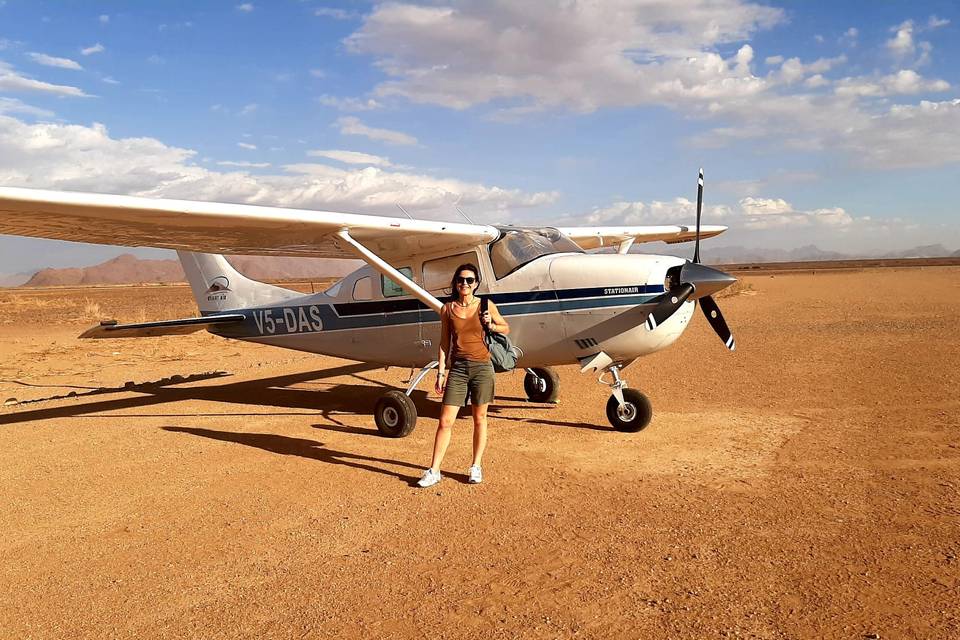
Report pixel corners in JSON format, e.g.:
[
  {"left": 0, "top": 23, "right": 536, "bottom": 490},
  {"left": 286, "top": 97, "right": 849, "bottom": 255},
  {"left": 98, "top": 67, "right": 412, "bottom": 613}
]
[{"left": 644, "top": 168, "right": 737, "bottom": 351}]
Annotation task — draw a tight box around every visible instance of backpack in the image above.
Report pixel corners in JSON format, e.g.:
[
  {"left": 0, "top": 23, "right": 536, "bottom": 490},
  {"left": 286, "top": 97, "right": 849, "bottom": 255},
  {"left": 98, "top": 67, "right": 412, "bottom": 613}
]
[{"left": 480, "top": 296, "right": 518, "bottom": 373}]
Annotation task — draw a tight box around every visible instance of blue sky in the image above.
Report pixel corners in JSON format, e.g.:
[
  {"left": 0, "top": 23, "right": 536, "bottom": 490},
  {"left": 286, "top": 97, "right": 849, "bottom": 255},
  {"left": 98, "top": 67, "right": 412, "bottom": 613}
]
[{"left": 0, "top": 0, "right": 958, "bottom": 272}]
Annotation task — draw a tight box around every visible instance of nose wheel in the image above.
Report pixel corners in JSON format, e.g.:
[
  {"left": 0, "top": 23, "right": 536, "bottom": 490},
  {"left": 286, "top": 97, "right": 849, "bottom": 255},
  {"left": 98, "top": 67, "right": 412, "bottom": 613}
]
[
  {"left": 605, "top": 388, "right": 652, "bottom": 432},
  {"left": 600, "top": 365, "right": 653, "bottom": 432}
]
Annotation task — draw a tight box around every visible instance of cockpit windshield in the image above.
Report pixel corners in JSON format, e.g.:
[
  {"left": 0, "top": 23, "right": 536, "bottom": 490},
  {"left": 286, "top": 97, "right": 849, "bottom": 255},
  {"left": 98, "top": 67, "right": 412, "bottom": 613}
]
[{"left": 489, "top": 227, "right": 583, "bottom": 279}]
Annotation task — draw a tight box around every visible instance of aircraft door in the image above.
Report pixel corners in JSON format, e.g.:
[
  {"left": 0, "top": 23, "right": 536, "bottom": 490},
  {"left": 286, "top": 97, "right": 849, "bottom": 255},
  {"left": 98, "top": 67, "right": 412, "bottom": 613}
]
[{"left": 379, "top": 267, "right": 430, "bottom": 366}]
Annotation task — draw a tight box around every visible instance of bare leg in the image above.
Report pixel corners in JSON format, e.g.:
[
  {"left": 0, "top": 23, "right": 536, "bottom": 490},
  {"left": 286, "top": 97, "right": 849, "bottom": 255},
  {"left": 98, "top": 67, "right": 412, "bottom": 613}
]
[
  {"left": 429, "top": 404, "right": 460, "bottom": 472},
  {"left": 471, "top": 403, "right": 488, "bottom": 467}
]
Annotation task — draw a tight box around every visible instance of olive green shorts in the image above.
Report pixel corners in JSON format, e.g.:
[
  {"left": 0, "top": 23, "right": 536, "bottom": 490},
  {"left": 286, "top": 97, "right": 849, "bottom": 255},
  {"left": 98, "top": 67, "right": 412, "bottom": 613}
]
[{"left": 442, "top": 359, "right": 495, "bottom": 407}]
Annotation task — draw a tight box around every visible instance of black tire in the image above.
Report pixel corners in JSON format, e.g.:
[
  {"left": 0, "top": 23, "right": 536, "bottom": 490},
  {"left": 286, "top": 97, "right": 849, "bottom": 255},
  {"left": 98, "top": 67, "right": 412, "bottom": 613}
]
[
  {"left": 523, "top": 367, "right": 559, "bottom": 403},
  {"left": 605, "top": 389, "right": 653, "bottom": 432},
  {"left": 374, "top": 390, "right": 417, "bottom": 438}
]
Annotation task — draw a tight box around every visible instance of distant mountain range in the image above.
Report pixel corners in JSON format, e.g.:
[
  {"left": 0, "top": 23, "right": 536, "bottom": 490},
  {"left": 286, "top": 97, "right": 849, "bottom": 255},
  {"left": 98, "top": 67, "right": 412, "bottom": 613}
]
[
  {"left": 1, "top": 244, "right": 956, "bottom": 288},
  {"left": 10, "top": 254, "right": 362, "bottom": 288}
]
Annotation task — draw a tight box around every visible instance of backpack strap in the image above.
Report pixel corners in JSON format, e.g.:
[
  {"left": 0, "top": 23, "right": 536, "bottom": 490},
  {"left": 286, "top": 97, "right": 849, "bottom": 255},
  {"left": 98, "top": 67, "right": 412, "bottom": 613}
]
[{"left": 480, "top": 296, "right": 490, "bottom": 335}]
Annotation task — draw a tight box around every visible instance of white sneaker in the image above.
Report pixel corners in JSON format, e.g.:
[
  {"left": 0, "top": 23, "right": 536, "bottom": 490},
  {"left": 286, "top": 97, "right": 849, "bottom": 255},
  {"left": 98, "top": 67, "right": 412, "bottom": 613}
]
[
  {"left": 468, "top": 465, "right": 483, "bottom": 484},
  {"left": 417, "top": 468, "right": 441, "bottom": 488}
]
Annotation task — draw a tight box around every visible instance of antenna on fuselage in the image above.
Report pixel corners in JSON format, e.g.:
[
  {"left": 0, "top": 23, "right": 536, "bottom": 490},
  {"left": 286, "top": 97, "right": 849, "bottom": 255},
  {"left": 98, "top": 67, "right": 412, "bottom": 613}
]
[
  {"left": 395, "top": 203, "right": 414, "bottom": 220},
  {"left": 455, "top": 206, "right": 475, "bottom": 225}
]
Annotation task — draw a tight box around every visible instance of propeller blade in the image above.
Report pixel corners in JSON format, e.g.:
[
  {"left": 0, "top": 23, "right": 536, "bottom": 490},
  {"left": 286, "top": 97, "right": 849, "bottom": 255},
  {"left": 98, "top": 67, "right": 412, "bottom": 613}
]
[
  {"left": 699, "top": 295, "right": 735, "bottom": 351},
  {"left": 693, "top": 168, "right": 704, "bottom": 264},
  {"left": 645, "top": 283, "right": 695, "bottom": 331}
]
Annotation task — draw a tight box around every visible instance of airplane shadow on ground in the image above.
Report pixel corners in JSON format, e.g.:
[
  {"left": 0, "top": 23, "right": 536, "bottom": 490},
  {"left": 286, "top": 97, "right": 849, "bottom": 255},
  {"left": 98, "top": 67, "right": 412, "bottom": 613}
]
[
  {"left": 161, "top": 426, "right": 425, "bottom": 484},
  {"left": 0, "top": 361, "right": 601, "bottom": 433}
]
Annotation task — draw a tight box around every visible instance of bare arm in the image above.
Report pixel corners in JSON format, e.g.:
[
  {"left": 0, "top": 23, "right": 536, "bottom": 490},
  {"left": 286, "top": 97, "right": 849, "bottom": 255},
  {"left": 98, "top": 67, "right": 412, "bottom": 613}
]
[{"left": 486, "top": 300, "right": 510, "bottom": 335}]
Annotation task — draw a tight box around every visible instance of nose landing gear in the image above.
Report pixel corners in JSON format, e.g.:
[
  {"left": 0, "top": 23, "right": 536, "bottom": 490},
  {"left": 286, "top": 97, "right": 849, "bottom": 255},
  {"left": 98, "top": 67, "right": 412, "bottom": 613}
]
[{"left": 601, "top": 365, "right": 652, "bottom": 432}]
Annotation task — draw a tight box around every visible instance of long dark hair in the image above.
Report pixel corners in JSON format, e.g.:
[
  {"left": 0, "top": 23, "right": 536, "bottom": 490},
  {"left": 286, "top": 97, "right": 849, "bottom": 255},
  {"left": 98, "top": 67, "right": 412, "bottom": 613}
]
[{"left": 448, "top": 263, "right": 481, "bottom": 301}]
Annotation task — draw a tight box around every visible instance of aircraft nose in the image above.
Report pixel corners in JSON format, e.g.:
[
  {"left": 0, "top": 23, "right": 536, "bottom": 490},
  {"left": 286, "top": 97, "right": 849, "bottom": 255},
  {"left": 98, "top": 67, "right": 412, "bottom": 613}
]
[{"left": 678, "top": 261, "right": 737, "bottom": 299}]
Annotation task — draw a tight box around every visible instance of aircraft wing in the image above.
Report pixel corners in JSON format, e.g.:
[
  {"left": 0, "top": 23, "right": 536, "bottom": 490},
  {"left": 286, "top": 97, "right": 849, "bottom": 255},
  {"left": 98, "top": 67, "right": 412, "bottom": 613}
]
[
  {"left": 557, "top": 225, "right": 727, "bottom": 250},
  {"left": 0, "top": 187, "right": 498, "bottom": 261}
]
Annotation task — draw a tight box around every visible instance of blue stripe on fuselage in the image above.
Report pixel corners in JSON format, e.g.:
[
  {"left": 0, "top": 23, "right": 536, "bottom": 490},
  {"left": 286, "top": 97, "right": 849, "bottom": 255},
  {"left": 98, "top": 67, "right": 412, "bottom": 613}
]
[{"left": 211, "top": 285, "right": 664, "bottom": 338}]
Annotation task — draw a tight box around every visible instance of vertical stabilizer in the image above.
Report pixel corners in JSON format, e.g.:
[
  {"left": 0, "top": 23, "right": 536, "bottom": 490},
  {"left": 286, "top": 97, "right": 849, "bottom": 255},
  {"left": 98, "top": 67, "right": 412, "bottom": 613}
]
[{"left": 177, "top": 251, "right": 302, "bottom": 314}]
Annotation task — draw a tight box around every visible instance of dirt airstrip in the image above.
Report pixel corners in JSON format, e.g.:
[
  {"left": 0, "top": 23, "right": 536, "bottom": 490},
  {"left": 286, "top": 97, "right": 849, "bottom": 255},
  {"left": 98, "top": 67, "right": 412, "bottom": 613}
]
[{"left": 0, "top": 267, "right": 958, "bottom": 639}]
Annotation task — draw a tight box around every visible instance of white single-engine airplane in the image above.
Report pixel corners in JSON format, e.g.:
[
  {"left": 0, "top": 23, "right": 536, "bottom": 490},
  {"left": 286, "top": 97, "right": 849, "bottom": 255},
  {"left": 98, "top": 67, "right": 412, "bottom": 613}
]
[{"left": 0, "top": 170, "right": 736, "bottom": 435}]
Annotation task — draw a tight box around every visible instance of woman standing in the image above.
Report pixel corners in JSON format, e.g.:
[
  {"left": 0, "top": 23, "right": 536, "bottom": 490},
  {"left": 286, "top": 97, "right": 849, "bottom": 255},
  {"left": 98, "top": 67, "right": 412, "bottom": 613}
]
[{"left": 417, "top": 263, "right": 509, "bottom": 488}]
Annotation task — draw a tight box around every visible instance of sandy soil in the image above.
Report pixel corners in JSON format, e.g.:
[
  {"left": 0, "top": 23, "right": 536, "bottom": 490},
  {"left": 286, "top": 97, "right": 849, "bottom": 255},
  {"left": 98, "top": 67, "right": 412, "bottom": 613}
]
[{"left": 0, "top": 268, "right": 957, "bottom": 639}]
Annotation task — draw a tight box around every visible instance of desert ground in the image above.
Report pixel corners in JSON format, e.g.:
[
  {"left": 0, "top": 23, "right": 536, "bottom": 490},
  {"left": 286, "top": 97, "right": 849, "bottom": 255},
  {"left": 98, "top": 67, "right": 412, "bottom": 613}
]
[{"left": 0, "top": 266, "right": 957, "bottom": 639}]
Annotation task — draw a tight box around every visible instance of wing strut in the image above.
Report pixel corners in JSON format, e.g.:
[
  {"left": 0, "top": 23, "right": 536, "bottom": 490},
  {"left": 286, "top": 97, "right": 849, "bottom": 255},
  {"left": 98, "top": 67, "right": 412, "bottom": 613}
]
[{"left": 335, "top": 229, "right": 444, "bottom": 314}]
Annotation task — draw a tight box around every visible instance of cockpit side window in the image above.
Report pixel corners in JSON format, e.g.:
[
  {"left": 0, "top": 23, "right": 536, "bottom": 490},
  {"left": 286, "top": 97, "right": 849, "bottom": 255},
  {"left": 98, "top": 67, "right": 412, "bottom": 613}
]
[
  {"left": 489, "top": 228, "right": 583, "bottom": 279},
  {"left": 381, "top": 267, "right": 414, "bottom": 298}
]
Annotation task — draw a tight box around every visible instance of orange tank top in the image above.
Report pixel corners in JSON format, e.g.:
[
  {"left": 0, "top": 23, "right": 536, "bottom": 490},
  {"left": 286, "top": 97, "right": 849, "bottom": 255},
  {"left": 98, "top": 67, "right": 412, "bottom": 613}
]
[{"left": 444, "top": 301, "right": 490, "bottom": 363}]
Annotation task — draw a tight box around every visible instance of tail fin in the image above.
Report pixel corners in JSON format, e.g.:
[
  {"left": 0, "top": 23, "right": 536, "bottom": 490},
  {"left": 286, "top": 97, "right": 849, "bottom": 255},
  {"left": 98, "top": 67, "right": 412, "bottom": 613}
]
[{"left": 177, "top": 251, "right": 302, "bottom": 314}]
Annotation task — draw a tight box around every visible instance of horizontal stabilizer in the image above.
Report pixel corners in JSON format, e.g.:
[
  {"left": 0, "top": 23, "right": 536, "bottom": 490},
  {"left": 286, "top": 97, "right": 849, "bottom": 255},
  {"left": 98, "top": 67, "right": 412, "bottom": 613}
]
[{"left": 80, "top": 314, "right": 245, "bottom": 339}]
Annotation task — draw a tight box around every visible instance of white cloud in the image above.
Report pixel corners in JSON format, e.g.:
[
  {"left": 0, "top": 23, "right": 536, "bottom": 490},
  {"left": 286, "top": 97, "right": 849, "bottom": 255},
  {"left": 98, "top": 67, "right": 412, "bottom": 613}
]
[
  {"left": 237, "top": 142, "right": 257, "bottom": 150},
  {"left": 81, "top": 43, "right": 105, "bottom": 56},
  {"left": 236, "top": 3, "right": 254, "bottom": 13},
  {"left": 345, "top": 0, "right": 783, "bottom": 112},
  {"left": 887, "top": 20, "right": 913, "bottom": 57},
  {"left": 101, "top": 76, "right": 120, "bottom": 85},
  {"left": 337, "top": 116, "right": 417, "bottom": 146},
  {"left": 0, "top": 61, "right": 90, "bottom": 96},
  {"left": 886, "top": 20, "right": 932, "bottom": 65},
  {"left": 578, "top": 198, "right": 731, "bottom": 226},
  {"left": 308, "top": 149, "right": 394, "bottom": 167},
  {"left": 771, "top": 55, "right": 845, "bottom": 85},
  {"left": 315, "top": 7, "right": 352, "bottom": 20},
  {"left": 739, "top": 197, "right": 852, "bottom": 229},
  {"left": 843, "top": 99, "right": 960, "bottom": 169},
  {"left": 309, "top": 69, "right": 326, "bottom": 78},
  {"left": 318, "top": 95, "right": 383, "bottom": 111},
  {"left": 0, "top": 115, "right": 555, "bottom": 216},
  {"left": 99, "top": 14, "right": 110, "bottom": 25},
  {"left": 764, "top": 55, "right": 783, "bottom": 65},
  {"left": 27, "top": 52, "right": 83, "bottom": 70},
  {"left": 216, "top": 160, "right": 271, "bottom": 168},
  {"left": 0, "top": 97, "right": 54, "bottom": 118},
  {"left": 834, "top": 69, "right": 950, "bottom": 97},
  {"left": 238, "top": 103, "right": 258, "bottom": 116},
  {"left": 927, "top": 16, "right": 949, "bottom": 29}
]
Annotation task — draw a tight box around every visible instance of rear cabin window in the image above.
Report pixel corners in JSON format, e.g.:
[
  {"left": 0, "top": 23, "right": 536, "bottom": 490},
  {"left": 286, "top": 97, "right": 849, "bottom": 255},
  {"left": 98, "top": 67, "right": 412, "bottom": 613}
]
[
  {"left": 423, "top": 252, "right": 479, "bottom": 294},
  {"left": 353, "top": 276, "right": 374, "bottom": 301},
  {"left": 381, "top": 267, "right": 414, "bottom": 298}
]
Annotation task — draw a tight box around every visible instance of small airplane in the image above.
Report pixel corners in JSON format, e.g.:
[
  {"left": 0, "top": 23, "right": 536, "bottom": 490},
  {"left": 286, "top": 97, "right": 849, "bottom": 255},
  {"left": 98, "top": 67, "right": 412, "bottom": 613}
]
[{"left": 0, "top": 170, "right": 736, "bottom": 435}]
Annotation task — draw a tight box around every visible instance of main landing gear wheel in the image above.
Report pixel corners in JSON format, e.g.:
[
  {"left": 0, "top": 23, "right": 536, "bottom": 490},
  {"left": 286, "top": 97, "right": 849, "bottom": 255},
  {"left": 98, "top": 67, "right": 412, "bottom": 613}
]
[
  {"left": 524, "top": 367, "right": 559, "bottom": 403},
  {"left": 375, "top": 390, "right": 417, "bottom": 438},
  {"left": 606, "top": 389, "right": 653, "bottom": 433}
]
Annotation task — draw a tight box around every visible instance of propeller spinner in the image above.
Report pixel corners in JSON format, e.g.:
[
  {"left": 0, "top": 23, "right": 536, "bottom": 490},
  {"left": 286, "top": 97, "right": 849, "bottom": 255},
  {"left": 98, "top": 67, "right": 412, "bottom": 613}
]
[{"left": 644, "top": 169, "right": 737, "bottom": 351}]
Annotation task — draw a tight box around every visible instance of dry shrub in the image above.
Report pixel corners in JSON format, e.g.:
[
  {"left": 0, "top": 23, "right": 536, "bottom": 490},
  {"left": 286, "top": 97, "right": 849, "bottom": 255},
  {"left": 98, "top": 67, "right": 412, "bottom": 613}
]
[{"left": 81, "top": 298, "right": 102, "bottom": 320}]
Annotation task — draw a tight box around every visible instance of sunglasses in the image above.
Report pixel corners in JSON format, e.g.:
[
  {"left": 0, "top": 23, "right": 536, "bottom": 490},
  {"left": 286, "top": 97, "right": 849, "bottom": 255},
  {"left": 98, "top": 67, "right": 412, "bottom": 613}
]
[{"left": 455, "top": 276, "right": 476, "bottom": 285}]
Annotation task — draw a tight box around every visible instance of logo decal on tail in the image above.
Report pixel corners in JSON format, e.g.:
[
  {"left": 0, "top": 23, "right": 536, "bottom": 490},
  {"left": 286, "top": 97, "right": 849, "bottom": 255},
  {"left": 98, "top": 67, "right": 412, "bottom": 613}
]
[
  {"left": 206, "top": 276, "right": 231, "bottom": 302},
  {"left": 207, "top": 276, "right": 231, "bottom": 293}
]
